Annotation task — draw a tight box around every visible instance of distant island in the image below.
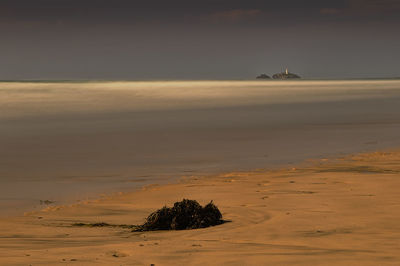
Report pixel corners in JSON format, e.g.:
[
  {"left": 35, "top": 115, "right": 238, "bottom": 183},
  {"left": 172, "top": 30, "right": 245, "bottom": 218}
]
[
  {"left": 272, "top": 68, "right": 301, "bottom": 79},
  {"left": 257, "top": 68, "right": 301, "bottom": 79}
]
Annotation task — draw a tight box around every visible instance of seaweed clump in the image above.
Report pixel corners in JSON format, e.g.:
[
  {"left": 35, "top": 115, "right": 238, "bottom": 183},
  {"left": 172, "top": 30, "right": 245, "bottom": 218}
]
[{"left": 134, "top": 199, "right": 224, "bottom": 231}]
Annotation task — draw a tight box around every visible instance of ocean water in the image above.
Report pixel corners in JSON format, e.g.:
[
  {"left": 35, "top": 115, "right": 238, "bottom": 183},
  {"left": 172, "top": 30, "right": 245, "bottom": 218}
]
[{"left": 1, "top": 80, "right": 400, "bottom": 214}]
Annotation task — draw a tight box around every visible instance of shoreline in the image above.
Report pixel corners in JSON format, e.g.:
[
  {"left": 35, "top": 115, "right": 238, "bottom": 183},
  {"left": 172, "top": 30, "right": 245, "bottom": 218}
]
[
  {"left": 1, "top": 143, "right": 387, "bottom": 218},
  {"left": 1, "top": 148, "right": 400, "bottom": 265}
]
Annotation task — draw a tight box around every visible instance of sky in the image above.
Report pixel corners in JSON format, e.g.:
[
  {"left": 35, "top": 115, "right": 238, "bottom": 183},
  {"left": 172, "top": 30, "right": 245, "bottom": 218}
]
[{"left": 1, "top": 0, "right": 400, "bottom": 80}]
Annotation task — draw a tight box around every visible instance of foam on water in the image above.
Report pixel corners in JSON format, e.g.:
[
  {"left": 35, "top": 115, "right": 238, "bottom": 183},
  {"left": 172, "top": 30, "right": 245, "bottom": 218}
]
[{"left": 1, "top": 80, "right": 400, "bottom": 119}]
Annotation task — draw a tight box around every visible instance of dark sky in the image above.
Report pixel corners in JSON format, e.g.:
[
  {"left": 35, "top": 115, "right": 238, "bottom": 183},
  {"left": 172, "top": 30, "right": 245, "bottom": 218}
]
[{"left": 1, "top": 0, "right": 400, "bottom": 79}]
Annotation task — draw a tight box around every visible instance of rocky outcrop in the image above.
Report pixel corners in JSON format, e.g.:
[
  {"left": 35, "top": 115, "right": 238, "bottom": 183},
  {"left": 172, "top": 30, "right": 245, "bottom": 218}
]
[
  {"left": 256, "top": 74, "right": 271, "bottom": 79},
  {"left": 272, "top": 72, "right": 301, "bottom": 79}
]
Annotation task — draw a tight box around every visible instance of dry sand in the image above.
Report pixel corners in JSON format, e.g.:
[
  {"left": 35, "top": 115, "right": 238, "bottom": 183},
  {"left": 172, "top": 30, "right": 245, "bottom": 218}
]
[{"left": 1, "top": 150, "right": 400, "bottom": 265}]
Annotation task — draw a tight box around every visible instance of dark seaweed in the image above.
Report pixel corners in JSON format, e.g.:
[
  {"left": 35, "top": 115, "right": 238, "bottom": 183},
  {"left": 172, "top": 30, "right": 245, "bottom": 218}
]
[{"left": 134, "top": 199, "right": 224, "bottom": 231}]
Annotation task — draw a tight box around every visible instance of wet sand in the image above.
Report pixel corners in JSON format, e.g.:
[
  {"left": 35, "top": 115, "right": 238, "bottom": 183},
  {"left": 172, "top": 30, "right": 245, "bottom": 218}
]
[{"left": 1, "top": 149, "right": 400, "bottom": 265}]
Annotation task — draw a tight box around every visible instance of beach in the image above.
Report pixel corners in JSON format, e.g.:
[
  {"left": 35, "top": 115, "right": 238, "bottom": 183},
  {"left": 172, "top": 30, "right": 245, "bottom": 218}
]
[
  {"left": 1, "top": 150, "right": 400, "bottom": 265},
  {"left": 1, "top": 80, "right": 400, "bottom": 265}
]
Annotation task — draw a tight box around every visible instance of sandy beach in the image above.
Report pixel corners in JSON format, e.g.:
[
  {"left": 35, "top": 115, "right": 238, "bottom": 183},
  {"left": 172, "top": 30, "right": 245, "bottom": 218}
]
[
  {"left": 1, "top": 149, "right": 400, "bottom": 265},
  {"left": 1, "top": 80, "right": 400, "bottom": 265}
]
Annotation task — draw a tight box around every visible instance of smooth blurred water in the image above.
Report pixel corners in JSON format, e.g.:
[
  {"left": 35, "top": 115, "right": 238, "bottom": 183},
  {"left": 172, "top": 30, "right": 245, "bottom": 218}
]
[{"left": 1, "top": 80, "right": 400, "bottom": 214}]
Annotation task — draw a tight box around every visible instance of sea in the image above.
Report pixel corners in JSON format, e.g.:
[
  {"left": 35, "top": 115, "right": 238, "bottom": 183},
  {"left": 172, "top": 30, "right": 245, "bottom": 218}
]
[{"left": 1, "top": 80, "right": 400, "bottom": 215}]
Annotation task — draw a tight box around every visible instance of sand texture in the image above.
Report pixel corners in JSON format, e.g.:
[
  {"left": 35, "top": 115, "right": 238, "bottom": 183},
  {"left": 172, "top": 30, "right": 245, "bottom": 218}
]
[{"left": 1, "top": 150, "right": 400, "bottom": 265}]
